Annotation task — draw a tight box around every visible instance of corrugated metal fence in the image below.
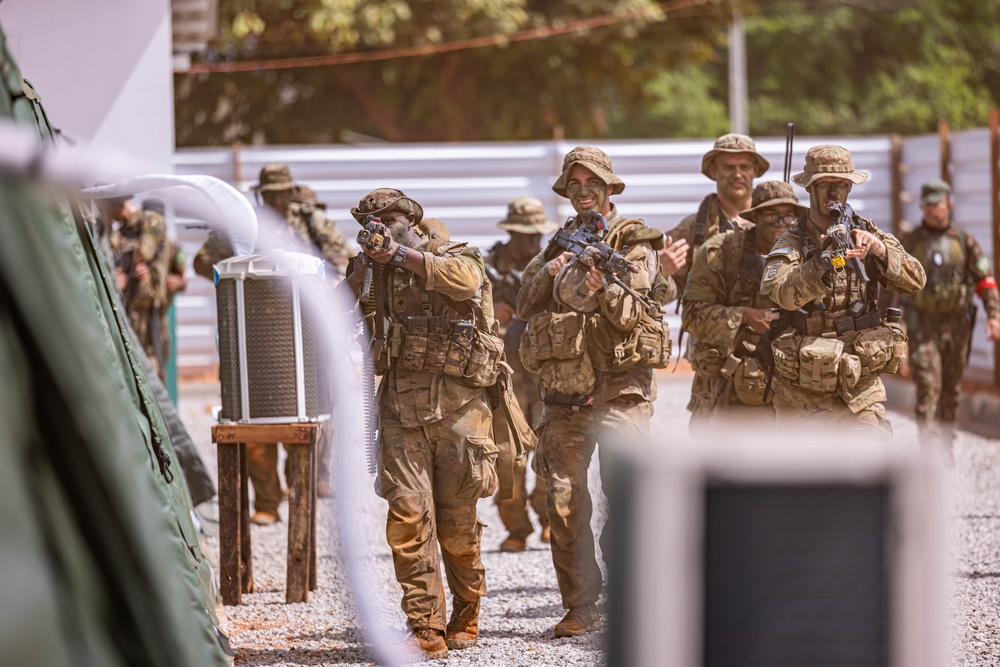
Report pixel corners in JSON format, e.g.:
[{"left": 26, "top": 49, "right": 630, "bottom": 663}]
[{"left": 172, "top": 132, "right": 995, "bottom": 383}]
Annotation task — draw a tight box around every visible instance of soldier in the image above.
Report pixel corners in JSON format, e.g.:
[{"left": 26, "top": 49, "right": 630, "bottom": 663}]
[
  {"left": 682, "top": 181, "right": 807, "bottom": 419},
  {"left": 194, "top": 164, "right": 350, "bottom": 523},
  {"left": 486, "top": 196, "right": 559, "bottom": 553},
  {"left": 898, "top": 179, "right": 1000, "bottom": 453},
  {"left": 345, "top": 188, "right": 503, "bottom": 660},
  {"left": 110, "top": 198, "right": 186, "bottom": 380},
  {"left": 759, "top": 145, "right": 926, "bottom": 433},
  {"left": 661, "top": 134, "right": 771, "bottom": 426},
  {"left": 517, "top": 147, "right": 669, "bottom": 637}
]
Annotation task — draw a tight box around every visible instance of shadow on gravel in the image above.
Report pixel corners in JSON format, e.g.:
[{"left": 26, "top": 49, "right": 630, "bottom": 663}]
[
  {"left": 235, "top": 646, "right": 375, "bottom": 665},
  {"left": 488, "top": 585, "right": 558, "bottom": 596},
  {"left": 501, "top": 601, "right": 566, "bottom": 619}
]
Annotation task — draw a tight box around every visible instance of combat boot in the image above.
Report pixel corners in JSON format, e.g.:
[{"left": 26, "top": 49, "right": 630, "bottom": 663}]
[
  {"left": 395, "top": 627, "right": 448, "bottom": 662},
  {"left": 499, "top": 534, "right": 527, "bottom": 552},
  {"left": 554, "top": 603, "right": 602, "bottom": 637},
  {"left": 445, "top": 597, "right": 480, "bottom": 649},
  {"left": 539, "top": 526, "right": 551, "bottom": 544}
]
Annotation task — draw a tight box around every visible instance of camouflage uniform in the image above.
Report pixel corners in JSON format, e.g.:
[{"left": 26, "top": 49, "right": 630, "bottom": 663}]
[
  {"left": 349, "top": 189, "right": 499, "bottom": 645},
  {"left": 487, "top": 197, "right": 560, "bottom": 547},
  {"left": 662, "top": 134, "right": 770, "bottom": 423},
  {"left": 760, "top": 146, "right": 926, "bottom": 433},
  {"left": 111, "top": 201, "right": 186, "bottom": 380},
  {"left": 899, "top": 180, "right": 1000, "bottom": 446},
  {"left": 682, "top": 181, "right": 807, "bottom": 419},
  {"left": 518, "top": 148, "right": 667, "bottom": 630}
]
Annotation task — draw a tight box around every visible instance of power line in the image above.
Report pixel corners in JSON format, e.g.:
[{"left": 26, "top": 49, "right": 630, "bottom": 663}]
[{"left": 181, "top": 0, "right": 714, "bottom": 74}]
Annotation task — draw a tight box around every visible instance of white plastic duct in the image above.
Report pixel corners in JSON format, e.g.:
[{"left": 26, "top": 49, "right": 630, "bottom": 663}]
[
  {"left": 84, "top": 175, "right": 258, "bottom": 256},
  {"left": 0, "top": 119, "right": 258, "bottom": 255}
]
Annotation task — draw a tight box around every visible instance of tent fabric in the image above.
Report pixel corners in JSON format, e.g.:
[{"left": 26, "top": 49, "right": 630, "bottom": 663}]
[{"left": 0, "top": 23, "right": 229, "bottom": 667}]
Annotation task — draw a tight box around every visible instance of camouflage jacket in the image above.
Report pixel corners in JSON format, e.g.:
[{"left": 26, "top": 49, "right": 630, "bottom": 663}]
[
  {"left": 517, "top": 205, "right": 659, "bottom": 405},
  {"left": 193, "top": 204, "right": 352, "bottom": 280},
  {"left": 898, "top": 221, "right": 1000, "bottom": 326},
  {"left": 682, "top": 225, "right": 776, "bottom": 354},
  {"left": 360, "top": 238, "right": 494, "bottom": 427},
  {"left": 660, "top": 193, "right": 750, "bottom": 306},
  {"left": 760, "top": 213, "right": 925, "bottom": 316}
]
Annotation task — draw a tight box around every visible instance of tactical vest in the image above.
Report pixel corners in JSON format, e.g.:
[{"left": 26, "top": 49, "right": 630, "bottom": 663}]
[{"left": 908, "top": 226, "right": 970, "bottom": 314}]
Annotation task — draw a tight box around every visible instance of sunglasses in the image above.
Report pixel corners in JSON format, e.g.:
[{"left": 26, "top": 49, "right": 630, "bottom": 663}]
[{"left": 758, "top": 211, "right": 799, "bottom": 226}]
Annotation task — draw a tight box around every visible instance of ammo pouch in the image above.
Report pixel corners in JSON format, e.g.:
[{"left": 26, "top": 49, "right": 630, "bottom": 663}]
[
  {"left": 733, "top": 356, "right": 769, "bottom": 405},
  {"left": 770, "top": 331, "right": 802, "bottom": 383},
  {"left": 360, "top": 311, "right": 393, "bottom": 373},
  {"left": 881, "top": 323, "right": 908, "bottom": 375},
  {"left": 852, "top": 326, "right": 897, "bottom": 376},
  {"left": 798, "top": 336, "right": 844, "bottom": 393},
  {"left": 691, "top": 339, "right": 728, "bottom": 380},
  {"left": 519, "top": 311, "right": 595, "bottom": 396},
  {"left": 398, "top": 314, "right": 504, "bottom": 388},
  {"left": 590, "top": 310, "right": 672, "bottom": 372}
]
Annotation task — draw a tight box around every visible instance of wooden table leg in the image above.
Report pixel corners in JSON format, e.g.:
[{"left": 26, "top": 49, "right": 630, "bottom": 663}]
[
  {"left": 309, "top": 430, "right": 318, "bottom": 592},
  {"left": 286, "top": 441, "right": 313, "bottom": 603},
  {"left": 239, "top": 442, "right": 254, "bottom": 594},
  {"left": 218, "top": 442, "right": 241, "bottom": 605}
]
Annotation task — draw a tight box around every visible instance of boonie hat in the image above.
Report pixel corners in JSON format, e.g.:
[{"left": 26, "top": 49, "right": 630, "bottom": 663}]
[
  {"left": 920, "top": 179, "right": 952, "bottom": 205},
  {"left": 739, "top": 181, "right": 808, "bottom": 218},
  {"left": 351, "top": 188, "right": 424, "bottom": 226},
  {"left": 252, "top": 164, "right": 296, "bottom": 193},
  {"left": 552, "top": 146, "right": 625, "bottom": 198},
  {"left": 497, "top": 196, "right": 560, "bottom": 234},
  {"left": 701, "top": 133, "right": 770, "bottom": 179},
  {"left": 791, "top": 145, "right": 868, "bottom": 189}
]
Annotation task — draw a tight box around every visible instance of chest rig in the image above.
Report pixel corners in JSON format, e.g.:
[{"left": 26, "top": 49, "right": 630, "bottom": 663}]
[{"left": 911, "top": 227, "right": 969, "bottom": 314}]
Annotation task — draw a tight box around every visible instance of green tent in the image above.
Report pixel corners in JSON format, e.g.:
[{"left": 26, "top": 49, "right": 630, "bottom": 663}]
[{"left": 0, "top": 21, "right": 230, "bottom": 667}]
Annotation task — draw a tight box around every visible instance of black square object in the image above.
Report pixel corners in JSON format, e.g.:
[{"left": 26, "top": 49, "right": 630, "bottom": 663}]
[{"left": 703, "top": 485, "right": 890, "bottom": 667}]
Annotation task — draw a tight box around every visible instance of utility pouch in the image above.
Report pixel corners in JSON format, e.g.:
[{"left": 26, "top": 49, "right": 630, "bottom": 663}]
[
  {"left": 691, "top": 339, "right": 727, "bottom": 380},
  {"left": 399, "top": 316, "right": 430, "bottom": 371},
  {"left": 462, "top": 327, "right": 505, "bottom": 388},
  {"left": 590, "top": 310, "right": 672, "bottom": 372},
  {"left": 798, "top": 336, "right": 844, "bottom": 392},
  {"left": 770, "top": 331, "right": 802, "bottom": 382},
  {"left": 444, "top": 321, "right": 474, "bottom": 378},
  {"left": 881, "top": 323, "right": 908, "bottom": 375},
  {"left": 853, "top": 326, "right": 895, "bottom": 375},
  {"left": 734, "top": 356, "right": 769, "bottom": 405},
  {"left": 634, "top": 311, "right": 672, "bottom": 369},
  {"left": 519, "top": 311, "right": 587, "bottom": 373},
  {"left": 538, "top": 349, "right": 597, "bottom": 396},
  {"left": 839, "top": 352, "right": 863, "bottom": 390}
]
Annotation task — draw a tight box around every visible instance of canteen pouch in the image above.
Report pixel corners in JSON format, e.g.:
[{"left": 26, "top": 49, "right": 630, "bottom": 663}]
[
  {"left": 881, "top": 324, "right": 908, "bottom": 375},
  {"left": 838, "top": 352, "right": 863, "bottom": 390},
  {"left": 519, "top": 311, "right": 587, "bottom": 373},
  {"left": 733, "top": 356, "right": 769, "bottom": 405},
  {"left": 853, "top": 326, "right": 895, "bottom": 375},
  {"left": 798, "top": 336, "right": 844, "bottom": 392}
]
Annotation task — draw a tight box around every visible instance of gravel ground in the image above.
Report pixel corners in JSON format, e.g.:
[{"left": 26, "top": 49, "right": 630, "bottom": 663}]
[{"left": 179, "top": 372, "right": 1000, "bottom": 666}]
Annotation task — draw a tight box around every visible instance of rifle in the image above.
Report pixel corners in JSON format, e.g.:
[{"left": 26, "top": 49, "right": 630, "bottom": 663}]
[
  {"left": 819, "top": 201, "right": 869, "bottom": 284},
  {"left": 484, "top": 263, "right": 522, "bottom": 309},
  {"left": 544, "top": 211, "right": 660, "bottom": 314},
  {"left": 783, "top": 122, "right": 795, "bottom": 183},
  {"left": 356, "top": 214, "right": 391, "bottom": 476}
]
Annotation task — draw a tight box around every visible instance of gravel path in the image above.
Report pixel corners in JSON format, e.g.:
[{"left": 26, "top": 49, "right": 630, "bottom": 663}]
[{"left": 179, "top": 372, "right": 1000, "bottom": 666}]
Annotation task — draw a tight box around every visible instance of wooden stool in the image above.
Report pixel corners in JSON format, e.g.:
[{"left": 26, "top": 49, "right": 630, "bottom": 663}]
[{"left": 213, "top": 423, "right": 320, "bottom": 605}]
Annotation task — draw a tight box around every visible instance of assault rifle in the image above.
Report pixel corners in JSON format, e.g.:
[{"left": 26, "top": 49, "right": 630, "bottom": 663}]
[
  {"left": 544, "top": 211, "right": 659, "bottom": 314},
  {"left": 484, "top": 264, "right": 522, "bottom": 309},
  {"left": 820, "top": 201, "right": 869, "bottom": 283},
  {"left": 116, "top": 227, "right": 166, "bottom": 371}
]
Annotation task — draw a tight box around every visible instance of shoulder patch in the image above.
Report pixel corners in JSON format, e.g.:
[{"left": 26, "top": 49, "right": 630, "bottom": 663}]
[
  {"left": 977, "top": 256, "right": 990, "bottom": 274},
  {"left": 763, "top": 263, "right": 780, "bottom": 282}
]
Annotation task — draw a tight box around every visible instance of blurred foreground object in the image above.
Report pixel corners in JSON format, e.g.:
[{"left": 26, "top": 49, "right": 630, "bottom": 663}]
[{"left": 604, "top": 431, "right": 948, "bottom": 667}]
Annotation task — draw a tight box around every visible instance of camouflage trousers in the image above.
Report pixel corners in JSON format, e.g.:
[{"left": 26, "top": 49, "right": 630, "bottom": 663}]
[
  {"left": 910, "top": 322, "right": 972, "bottom": 445},
  {"left": 771, "top": 381, "right": 892, "bottom": 436},
  {"left": 376, "top": 394, "right": 497, "bottom": 632},
  {"left": 495, "top": 377, "right": 548, "bottom": 538},
  {"left": 533, "top": 396, "right": 653, "bottom": 609},
  {"left": 247, "top": 443, "right": 284, "bottom": 514}
]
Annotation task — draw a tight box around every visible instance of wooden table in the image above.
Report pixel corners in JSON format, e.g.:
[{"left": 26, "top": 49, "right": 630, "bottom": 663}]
[{"left": 212, "top": 422, "right": 319, "bottom": 605}]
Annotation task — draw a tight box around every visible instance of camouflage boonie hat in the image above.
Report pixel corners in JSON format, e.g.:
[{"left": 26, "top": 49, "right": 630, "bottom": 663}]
[
  {"left": 497, "top": 196, "right": 560, "bottom": 234},
  {"left": 739, "top": 181, "right": 808, "bottom": 218},
  {"left": 252, "top": 163, "right": 296, "bottom": 192},
  {"left": 701, "top": 133, "right": 770, "bottom": 179},
  {"left": 291, "top": 185, "right": 327, "bottom": 209},
  {"left": 552, "top": 146, "right": 625, "bottom": 198},
  {"left": 792, "top": 145, "right": 868, "bottom": 189},
  {"left": 350, "top": 188, "right": 424, "bottom": 225},
  {"left": 920, "top": 179, "right": 952, "bottom": 204}
]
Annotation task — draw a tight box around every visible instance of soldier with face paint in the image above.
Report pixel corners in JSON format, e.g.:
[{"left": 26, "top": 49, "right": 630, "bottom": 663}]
[
  {"left": 344, "top": 188, "right": 502, "bottom": 662},
  {"left": 898, "top": 179, "right": 1000, "bottom": 456},
  {"left": 682, "top": 181, "right": 807, "bottom": 419},
  {"left": 760, "top": 145, "right": 925, "bottom": 434},
  {"left": 517, "top": 146, "right": 667, "bottom": 638}
]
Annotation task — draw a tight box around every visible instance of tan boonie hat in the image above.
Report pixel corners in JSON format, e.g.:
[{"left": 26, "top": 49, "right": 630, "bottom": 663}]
[
  {"left": 291, "top": 185, "right": 327, "bottom": 209},
  {"left": 252, "top": 163, "right": 296, "bottom": 192},
  {"left": 739, "top": 180, "right": 808, "bottom": 218},
  {"left": 701, "top": 133, "right": 770, "bottom": 179},
  {"left": 350, "top": 188, "right": 424, "bottom": 226},
  {"left": 552, "top": 146, "right": 625, "bottom": 198},
  {"left": 497, "top": 196, "right": 560, "bottom": 234},
  {"left": 792, "top": 145, "right": 869, "bottom": 189}
]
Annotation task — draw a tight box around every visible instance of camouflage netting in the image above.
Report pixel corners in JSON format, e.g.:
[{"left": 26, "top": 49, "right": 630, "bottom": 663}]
[{"left": 0, "top": 22, "right": 229, "bottom": 667}]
